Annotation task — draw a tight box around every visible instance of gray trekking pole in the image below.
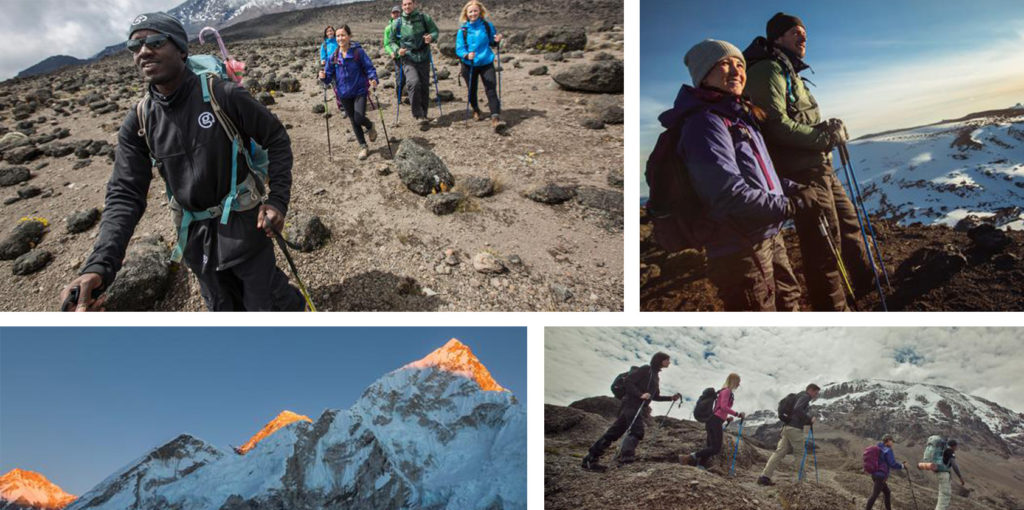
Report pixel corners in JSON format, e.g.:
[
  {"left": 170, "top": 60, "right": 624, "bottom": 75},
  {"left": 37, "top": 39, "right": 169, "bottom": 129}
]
[
  {"left": 465, "top": 63, "right": 474, "bottom": 121},
  {"left": 810, "top": 425, "right": 819, "bottom": 484},
  {"left": 314, "top": 51, "right": 333, "bottom": 160},
  {"left": 394, "top": 58, "right": 403, "bottom": 126},
  {"left": 906, "top": 468, "right": 919, "bottom": 510},
  {"left": 614, "top": 399, "right": 649, "bottom": 462},
  {"left": 366, "top": 84, "right": 393, "bottom": 158},
  {"left": 427, "top": 45, "right": 443, "bottom": 117}
]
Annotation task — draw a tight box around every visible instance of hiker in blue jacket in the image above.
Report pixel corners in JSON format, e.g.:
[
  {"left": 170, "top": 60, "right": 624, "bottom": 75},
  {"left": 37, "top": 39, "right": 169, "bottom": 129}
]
[
  {"left": 319, "top": 25, "right": 380, "bottom": 160},
  {"left": 319, "top": 26, "right": 338, "bottom": 66},
  {"left": 865, "top": 434, "right": 906, "bottom": 510},
  {"left": 455, "top": 0, "right": 504, "bottom": 130},
  {"left": 663, "top": 39, "right": 814, "bottom": 311}
]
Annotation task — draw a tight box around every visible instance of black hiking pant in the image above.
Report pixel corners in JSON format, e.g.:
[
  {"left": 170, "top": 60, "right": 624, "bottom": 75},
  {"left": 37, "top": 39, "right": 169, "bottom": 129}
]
[
  {"left": 588, "top": 400, "right": 645, "bottom": 462},
  {"left": 865, "top": 475, "right": 891, "bottom": 510},
  {"left": 788, "top": 163, "right": 873, "bottom": 311},
  {"left": 189, "top": 244, "right": 305, "bottom": 311},
  {"left": 707, "top": 232, "right": 801, "bottom": 311},
  {"left": 694, "top": 415, "right": 724, "bottom": 467},
  {"left": 401, "top": 58, "right": 432, "bottom": 119},
  {"left": 460, "top": 62, "right": 500, "bottom": 117},
  {"left": 338, "top": 95, "right": 373, "bottom": 147}
]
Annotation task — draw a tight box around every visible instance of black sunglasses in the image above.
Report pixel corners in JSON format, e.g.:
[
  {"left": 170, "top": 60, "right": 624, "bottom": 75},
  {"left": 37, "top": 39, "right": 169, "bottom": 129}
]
[{"left": 126, "top": 34, "right": 170, "bottom": 53}]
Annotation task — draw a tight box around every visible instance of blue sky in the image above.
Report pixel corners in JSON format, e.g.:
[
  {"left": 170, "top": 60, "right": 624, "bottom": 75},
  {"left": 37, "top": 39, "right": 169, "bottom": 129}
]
[
  {"left": 0, "top": 327, "right": 525, "bottom": 495},
  {"left": 640, "top": 0, "right": 1024, "bottom": 197}
]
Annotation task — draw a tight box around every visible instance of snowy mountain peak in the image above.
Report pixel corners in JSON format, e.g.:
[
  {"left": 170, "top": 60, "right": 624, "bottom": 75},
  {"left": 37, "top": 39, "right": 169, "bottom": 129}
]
[
  {"left": 0, "top": 469, "right": 76, "bottom": 509},
  {"left": 403, "top": 338, "right": 506, "bottom": 392},
  {"left": 236, "top": 410, "right": 313, "bottom": 454}
]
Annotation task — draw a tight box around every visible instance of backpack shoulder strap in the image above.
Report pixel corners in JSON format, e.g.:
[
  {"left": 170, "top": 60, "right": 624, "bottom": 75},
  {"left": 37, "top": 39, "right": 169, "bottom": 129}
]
[
  {"left": 135, "top": 94, "right": 153, "bottom": 157},
  {"left": 486, "top": 21, "right": 494, "bottom": 44}
]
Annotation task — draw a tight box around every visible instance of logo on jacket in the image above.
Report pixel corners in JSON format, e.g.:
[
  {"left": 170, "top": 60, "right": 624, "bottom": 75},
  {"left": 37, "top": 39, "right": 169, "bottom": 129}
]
[
  {"left": 132, "top": 15, "right": 147, "bottom": 25},
  {"left": 198, "top": 112, "right": 215, "bottom": 129}
]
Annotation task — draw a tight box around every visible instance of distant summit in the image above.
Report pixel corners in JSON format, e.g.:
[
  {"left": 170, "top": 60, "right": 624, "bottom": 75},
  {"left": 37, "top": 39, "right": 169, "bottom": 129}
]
[
  {"left": 235, "top": 410, "right": 313, "bottom": 454},
  {"left": 0, "top": 469, "right": 76, "bottom": 510},
  {"left": 15, "top": 56, "right": 90, "bottom": 79},
  {"left": 404, "top": 338, "right": 507, "bottom": 392}
]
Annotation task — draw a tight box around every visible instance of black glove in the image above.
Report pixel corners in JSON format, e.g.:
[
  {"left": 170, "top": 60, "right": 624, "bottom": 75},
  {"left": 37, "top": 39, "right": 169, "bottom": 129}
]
[
  {"left": 818, "top": 118, "right": 848, "bottom": 149},
  {"left": 785, "top": 184, "right": 818, "bottom": 217}
]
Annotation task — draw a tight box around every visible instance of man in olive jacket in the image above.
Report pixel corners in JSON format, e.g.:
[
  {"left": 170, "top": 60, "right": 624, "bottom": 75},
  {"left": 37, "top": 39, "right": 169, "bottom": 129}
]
[
  {"left": 389, "top": 0, "right": 439, "bottom": 128},
  {"left": 743, "top": 12, "right": 872, "bottom": 311}
]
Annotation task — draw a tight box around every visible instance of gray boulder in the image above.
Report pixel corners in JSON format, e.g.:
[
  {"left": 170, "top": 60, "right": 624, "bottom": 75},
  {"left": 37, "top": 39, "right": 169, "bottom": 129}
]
[
  {"left": 526, "top": 183, "right": 574, "bottom": 204},
  {"left": 0, "top": 166, "right": 30, "bottom": 187},
  {"left": 12, "top": 248, "right": 52, "bottom": 275},
  {"left": 103, "top": 235, "right": 172, "bottom": 311},
  {"left": 425, "top": 192, "right": 465, "bottom": 215},
  {"left": 527, "top": 27, "right": 587, "bottom": 52},
  {"left": 587, "top": 95, "right": 623, "bottom": 124},
  {"left": 66, "top": 208, "right": 100, "bottom": 234},
  {"left": 394, "top": 139, "right": 454, "bottom": 196},
  {"left": 0, "top": 219, "right": 47, "bottom": 260},
  {"left": 283, "top": 212, "right": 331, "bottom": 252},
  {"left": 460, "top": 176, "right": 494, "bottom": 197},
  {"left": 552, "top": 60, "right": 623, "bottom": 93}
]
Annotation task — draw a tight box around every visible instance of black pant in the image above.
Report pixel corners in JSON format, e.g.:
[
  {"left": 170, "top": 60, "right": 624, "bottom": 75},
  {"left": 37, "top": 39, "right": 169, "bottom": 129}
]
[
  {"left": 189, "top": 244, "right": 305, "bottom": 311},
  {"left": 402, "top": 58, "right": 432, "bottom": 119},
  {"left": 338, "top": 95, "right": 373, "bottom": 147},
  {"left": 588, "top": 401, "right": 646, "bottom": 462},
  {"left": 460, "top": 62, "right": 500, "bottom": 117},
  {"left": 865, "top": 475, "right": 891, "bottom": 510},
  {"left": 695, "top": 415, "right": 724, "bottom": 467}
]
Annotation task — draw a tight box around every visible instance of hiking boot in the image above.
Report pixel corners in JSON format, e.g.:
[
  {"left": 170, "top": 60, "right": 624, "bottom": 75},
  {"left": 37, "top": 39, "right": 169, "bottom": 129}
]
[
  {"left": 366, "top": 124, "right": 377, "bottom": 143},
  {"left": 757, "top": 475, "right": 774, "bottom": 486},
  {"left": 581, "top": 455, "right": 607, "bottom": 472},
  {"left": 473, "top": 111, "right": 481, "bottom": 121},
  {"left": 418, "top": 117, "right": 431, "bottom": 131},
  {"left": 357, "top": 146, "right": 369, "bottom": 160},
  {"left": 491, "top": 115, "right": 507, "bottom": 133},
  {"left": 680, "top": 453, "right": 698, "bottom": 466},
  {"left": 617, "top": 456, "right": 635, "bottom": 466}
]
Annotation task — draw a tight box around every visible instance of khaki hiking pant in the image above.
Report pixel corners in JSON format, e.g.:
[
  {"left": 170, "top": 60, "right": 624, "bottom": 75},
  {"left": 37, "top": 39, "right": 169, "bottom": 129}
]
[
  {"left": 761, "top": 425, "right": 806, "bottom": 478},
  {"left": 935, "top": 471, "right": 951, "bottom": 510},
  {"left": 707, "top": 232, "right": 801, "bottom": 311},
  {"left": 787, "top": 164, "right": 873, "bottom": 311}
]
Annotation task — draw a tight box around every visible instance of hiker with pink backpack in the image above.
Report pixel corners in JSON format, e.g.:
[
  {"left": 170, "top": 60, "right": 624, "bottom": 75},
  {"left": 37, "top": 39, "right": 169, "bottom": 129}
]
[{"left": 863, "top": 434, "right": 907, "bottom": 510}]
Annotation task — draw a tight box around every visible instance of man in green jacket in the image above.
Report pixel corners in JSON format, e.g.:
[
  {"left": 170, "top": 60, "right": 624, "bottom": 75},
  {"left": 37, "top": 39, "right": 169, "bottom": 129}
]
[
  {"left": 389, "top": 0, "right": 439, "bottom": 129},
  {"left": 383, "top": 6, "right": 406, "bottom": 104},
  {"left": 742, "top": 12, "right": 872, "bottom": 311}
]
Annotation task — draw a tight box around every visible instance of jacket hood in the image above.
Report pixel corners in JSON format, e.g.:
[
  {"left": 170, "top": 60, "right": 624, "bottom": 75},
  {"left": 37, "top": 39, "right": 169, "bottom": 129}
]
[
  {"left": 658, "top": 84, "right": 745, "bottom": 130},
  {"left": 743, "top": 36, "right": 809, "bottom": 74},
  {"left": 650, "top": 352, "right": 670, "bottom": 372}
]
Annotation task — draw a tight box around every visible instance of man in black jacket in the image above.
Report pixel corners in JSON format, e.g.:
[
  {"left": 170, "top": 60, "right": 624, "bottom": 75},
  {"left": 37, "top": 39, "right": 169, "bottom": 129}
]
[
  {"left": 581, "top": 352, "right": 682, "bottom": 471},
  {"left": 60, "top": 12, "right": 304, "bottom": 311},
  {"left": 758, "top": 383, "right": 819, "bottom": 485}
]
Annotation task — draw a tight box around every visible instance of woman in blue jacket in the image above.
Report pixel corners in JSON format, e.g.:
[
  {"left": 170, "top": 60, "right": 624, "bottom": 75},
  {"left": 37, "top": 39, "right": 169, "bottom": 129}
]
[
  {"left": 866, "top": 434, "right": 906, "bottom": 510},
  {"left": 661, "top": 39, "right": 815, "bottom": 311},
  {"left": 319, "top": 25, "right": 380, "bottom": 160},
  {"left": 319, "top": 26, "right": 338, "bottom": 66},
  {"left": 455, "top": 1, "right": 504, "bottom": 130}
]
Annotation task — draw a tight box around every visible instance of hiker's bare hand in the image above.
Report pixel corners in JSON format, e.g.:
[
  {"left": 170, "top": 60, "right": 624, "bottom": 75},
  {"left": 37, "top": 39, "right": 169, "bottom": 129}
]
[
  {"left": 319, "top": 71, "right": 326, "bottom": 79},
  {"left": 258, "top": 204, "right": 284, "bottom": 238},
  {"left": 398, "top": 48, "right": 407, "bottom": 56},
  {"left": 640, "top": 392, "right": 651, "bottom": 400},
  {"left": 423, "top": 34, "right": 432, "bottom": 44},
  {"left": 467, "top": 52, "right": 476, "bottom": 61},
  {"left": 672, "top": 393, "right": 682, "bottom": 401},
  {"left": 370, "top": 79, "right": 378, "bottom": 89},
  {"left": 738, "top": 412, "right": 746, "bottom": 419},
  {"left": 494, "top": 34, "right": 503, "bottom": 43},
  {"left": 61, "top": 273, "right": 106, "bottom": 312}
]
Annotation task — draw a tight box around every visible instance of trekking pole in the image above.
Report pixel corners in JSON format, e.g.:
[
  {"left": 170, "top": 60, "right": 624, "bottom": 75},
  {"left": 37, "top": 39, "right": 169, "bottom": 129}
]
[
  {"left": 906, "top": 468, "right": 919, "bottom": 510},
  {"left": 837, "top": 143, "right": 887, "bottom": 310},
  {"left": 271, "top": 228, "right": 317, "bottom": 312},
  {"left": 798, "top": 428, "right": 810, "bottom": 482},
  {"left": 465, "top": 64, "right": 474, "bottom": 121},
  {"left": 427, "top": 46, "right": 443, "bottom": 117},
  {"left": 367, "top": 83, "right": 393, "bottom": 158},
  {"left": 841, "top": 142, "right": 893, "bottom": 292},
  {"left": 818, "top": 213, "right": 857, "bottom": 303},
  {"left": 729, "top": 418, "right": 744, "bottom": 477},
  {"left": 394, "top": 58, "right": 403, "bottom": 126},
  {"left": 614, "top": 400, "right": 648, "bottom": 462},
  {"left": 647, "top": 400, "right": 676, "bottom": 443},
  {"left": 810, "top": 426, "right": 819, "bottom": 484},
  {"left": 321, "top": 83, "right": 333, "bottom": 161},
  {"left": 495, "top": 40, "right": 502, "bottom": 108}
]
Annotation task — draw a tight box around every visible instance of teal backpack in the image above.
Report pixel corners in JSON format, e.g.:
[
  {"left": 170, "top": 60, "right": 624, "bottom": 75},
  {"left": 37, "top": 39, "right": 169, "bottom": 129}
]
[
  {"left": 136, "top": 54, "right": 270, "bottom": 263},
  {"left": 922, "top": 435, "right": 949, "bottom": 472}
]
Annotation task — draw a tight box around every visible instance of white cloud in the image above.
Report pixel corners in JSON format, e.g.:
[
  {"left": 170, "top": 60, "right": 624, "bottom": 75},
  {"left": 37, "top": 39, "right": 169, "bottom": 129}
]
[
  {"left": 545, "top": 328, "right": 1024, "bottom": 419},
  {"left": 0, "top": 0, "right": 182, "bottom": 80}
]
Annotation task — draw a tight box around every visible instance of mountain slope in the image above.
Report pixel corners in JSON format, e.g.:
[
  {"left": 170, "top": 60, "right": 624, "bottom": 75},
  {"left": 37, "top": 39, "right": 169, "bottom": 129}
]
[
  {"left": 236, "top": 410, "right": 313, "bottom": 454},
  {"left": 64, "top": 340, "right": 525, "bottom": 510},
  {"left": 0, "top": 469, "right": 76, "bottom": 510}
]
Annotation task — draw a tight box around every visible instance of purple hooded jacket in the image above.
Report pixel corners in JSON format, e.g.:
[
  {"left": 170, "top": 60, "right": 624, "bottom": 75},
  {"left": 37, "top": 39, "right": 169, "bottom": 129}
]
[
  {"left": 321, "top": 41, "right": 378, "bottom": 99},
  {"left": 871, "top": 442, "right": 903, "bottom": 479},
  {"left": 657, "top": 85, "right": 794, "bottom": 257}
]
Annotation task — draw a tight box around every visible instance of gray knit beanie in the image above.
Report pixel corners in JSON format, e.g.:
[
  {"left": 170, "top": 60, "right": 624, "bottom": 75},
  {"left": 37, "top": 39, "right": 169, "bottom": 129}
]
[
  {"left": 128, "top": 12, "right": 189, "bottom": 55},
  {"left": 684, "top": 39, "right": 744, "bottom": 87}
]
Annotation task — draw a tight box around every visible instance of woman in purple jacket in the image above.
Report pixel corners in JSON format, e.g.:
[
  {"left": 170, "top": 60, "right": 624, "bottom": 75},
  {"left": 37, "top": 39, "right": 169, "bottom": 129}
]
[
  {"left": 319, "top": 25, "right": 380, "bottom": 160},
  {"left": 866, "top": 434, "right": 906, "bottom": 510},
  {"left": 661, "top": 39, "right": 817, "bottom": 311},
  {"left": 684, "top": 373, "right": 745, "bottom": 468}
]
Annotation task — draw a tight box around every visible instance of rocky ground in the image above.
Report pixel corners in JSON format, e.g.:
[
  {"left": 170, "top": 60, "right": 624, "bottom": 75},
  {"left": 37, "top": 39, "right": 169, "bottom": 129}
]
[
  {"left": 641, "top": 209, "right": 1024, "bottom": 311},
  {"left": 0, "top": 0, "right": 623, "bottom": 311},
  {"left": 546, "top": 397, "right": 1021, "bottom": 510}
]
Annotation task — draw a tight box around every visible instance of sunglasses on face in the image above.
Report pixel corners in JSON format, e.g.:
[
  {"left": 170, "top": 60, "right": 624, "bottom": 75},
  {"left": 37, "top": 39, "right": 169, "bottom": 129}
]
[{"left": 126, "top": 34, "right": 170, "bottom": 53}]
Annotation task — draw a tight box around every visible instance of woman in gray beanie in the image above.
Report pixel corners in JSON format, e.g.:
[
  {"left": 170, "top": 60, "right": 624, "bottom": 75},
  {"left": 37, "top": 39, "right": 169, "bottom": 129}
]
[{"left": 652, "top": 39, "right": 815, "bottom": 311}]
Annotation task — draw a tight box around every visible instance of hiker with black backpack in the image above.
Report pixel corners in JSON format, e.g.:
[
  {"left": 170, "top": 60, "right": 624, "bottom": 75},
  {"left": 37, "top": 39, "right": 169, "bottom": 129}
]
[
  {"left": 319, "top": 25, "right": 380, "bottom": 161},
  {"left": 742, "top": 13, "right": 874, "bottom": 311},
  {"left": 683, "top": 372, "right": 746, "bottom": 469},
  {"left": 647, "top": 39, "right": 816, "bottom": 311},
  {"left": 455, "top": 1, "right": 506, "bottom": 131},
  {"left": 757, "top": 383, "right": 820, "bottom": 485},
  {"left": 59, "top": 12, "right": 305, "bottom": 312},
  {"left": 389, "top": 0, "right": 440, "bottom": 130},
  {"left": 863, "top": 434, "right": 907, "bottom": 510},
  {"left": 581, "top": 352, "right": 682, "bottom": 471}
]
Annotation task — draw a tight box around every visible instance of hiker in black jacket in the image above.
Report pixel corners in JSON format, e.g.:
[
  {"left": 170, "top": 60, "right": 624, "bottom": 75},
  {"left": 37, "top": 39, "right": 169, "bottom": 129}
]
[
  {"left": 59, "top": 12, "right": 304, "bottom": 312},
  {"left": 581, "top": 352, "right": 682, "bottom": 471},
  {"left": 758, "top": 383, "right": 820, "bottom": 485}
]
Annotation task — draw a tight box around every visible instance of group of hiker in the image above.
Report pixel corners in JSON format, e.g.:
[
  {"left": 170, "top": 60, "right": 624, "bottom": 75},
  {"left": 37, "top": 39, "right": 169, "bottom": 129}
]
[
  {"left": 647, "top": 11, "right": 888, "bottom": 312},
  {"left": 315, "top": 0, "right": 506, "bottom": 163},
  {"left": 581, "top": 358, "right": 968, "bottom": 510},
  {"left": 58, "top": 0, "right": 507, "bottom": 312}
]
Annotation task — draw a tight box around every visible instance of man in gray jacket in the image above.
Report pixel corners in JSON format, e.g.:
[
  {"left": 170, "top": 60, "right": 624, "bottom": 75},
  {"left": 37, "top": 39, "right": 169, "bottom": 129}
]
[{"left": 758, "top": 383, "right": 819, "bottom": 485}]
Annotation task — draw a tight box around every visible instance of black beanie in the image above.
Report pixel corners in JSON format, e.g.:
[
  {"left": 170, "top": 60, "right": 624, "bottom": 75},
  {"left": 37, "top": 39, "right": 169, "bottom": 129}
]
[
  {"left": 128, "top": 12, "right": 189, "bottom": 55},
  {"left": 650, "top": 352, "right": 670, "bottom": 371},
  {"left": 766, "top": 12, "right": 804, "bottom": 42}
]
